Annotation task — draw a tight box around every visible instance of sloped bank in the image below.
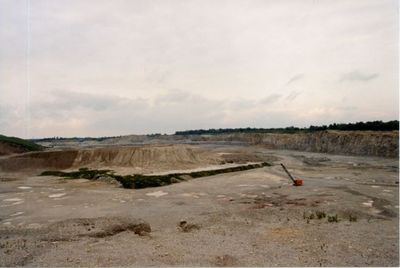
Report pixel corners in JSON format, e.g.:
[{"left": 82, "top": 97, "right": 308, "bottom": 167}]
[
  {"left": 198, "top": 131, "right": 399, "bottom": 158},
  {"left": 0, "top": 145, "right": 220, "bottom": 172}
]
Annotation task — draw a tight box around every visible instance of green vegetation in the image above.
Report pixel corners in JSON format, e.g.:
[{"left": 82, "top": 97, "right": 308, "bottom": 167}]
[
  {"left": 175, "top": 120, "right": 399, "bottom": 135},
  {"left": 327, "top": 214, "right": 339, "bottom": 223},
  {"left": 40, "top": 162, "right": 271, "bottom": 189},
  {"left": 349, "top": 214, "right": 358, "bottom": 222},
  {"left": 40, "top": 167, "right": 111, "bottom": 180},
  {"left": 316, "top": 211, "right": 327, "bottom": 219},
  {"left": 0, "top": 134, "right": 43, "bottom": 151}
]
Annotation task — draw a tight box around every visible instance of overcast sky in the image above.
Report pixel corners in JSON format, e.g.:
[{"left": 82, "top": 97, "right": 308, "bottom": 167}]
[{"left": 0, "top": 0, "right": 398, "bottom": 138}]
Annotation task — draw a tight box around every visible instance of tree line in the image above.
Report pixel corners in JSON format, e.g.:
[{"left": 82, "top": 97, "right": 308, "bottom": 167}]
[{"left": 175, "top": 120, "right": 399, "bottom": 135}]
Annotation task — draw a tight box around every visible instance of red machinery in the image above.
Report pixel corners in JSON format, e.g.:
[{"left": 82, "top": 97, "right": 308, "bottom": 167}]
[{"left": 280, "top": 163, "right": 303, "bottom": 186}]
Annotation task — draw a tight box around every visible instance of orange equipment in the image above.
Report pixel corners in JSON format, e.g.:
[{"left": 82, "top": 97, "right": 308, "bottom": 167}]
[{"left": 280, "top": 163, "right": 303, "bottom": 186}]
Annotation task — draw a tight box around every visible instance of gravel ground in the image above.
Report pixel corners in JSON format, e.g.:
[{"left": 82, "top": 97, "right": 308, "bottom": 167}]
[{"left": 0, "top": 145, "right": 398, "bottom": 266}]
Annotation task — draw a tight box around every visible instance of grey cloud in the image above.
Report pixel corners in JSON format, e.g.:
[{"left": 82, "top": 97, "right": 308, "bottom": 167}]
[
  {"left": 155, "top": 89, "right": 195, "bottom": 104},
  {"left": 340, "top": 71, "right": 379, "bottom": 82},
  {"left": 285, "top": 91, "right": 302, "bottom": 101},
  {"left": 54, "top": 89, "right": 147, "bottom": 110},
  {"left": 259, "top": 94, "right": 282, "bottom": 105},
  {"left": 0, "top": 0, "right": 397, "bottom": 138},
  {"left": 286, "top": 74, "right": 304, "bottom": 85},
  {"left": 31, "top": 89, "right": 149, "bottom": 120},
  {"left": 228, "top": 99, "right": 256, "bottom": 110},
  {"left": 0, "top": 104, "right": 11, "bottom": 128},
  {"left": 339, "top": 106, "right": 357, "bottom": 111},
  {"left": 29, "top": 89, "right": 227, "bottom": 136},
  {"left": 87, "top": 91, "right": 226, "bottom": 135}
]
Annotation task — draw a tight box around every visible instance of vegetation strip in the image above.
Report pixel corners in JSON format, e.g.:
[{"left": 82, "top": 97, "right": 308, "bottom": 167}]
[
  {"left": 0, "top": 134, "right": 43, "bottom": 151},
  {"left": 175, "top": 120, "right": 399, "bottom": 135},
  {"left": 40, "top": 162, "right": 271, "bottom": 189}
]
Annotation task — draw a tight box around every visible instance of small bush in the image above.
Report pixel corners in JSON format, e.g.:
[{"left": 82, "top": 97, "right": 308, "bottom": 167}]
[
  {"left": 316, "top": 211, "right": 326, "bottom": 219},
  {"left": 327, "top": 214, "right": 339, "bottom": 223},
  {"left": 349, "top": 215, "right": 357, "bottom": 222},
  {"left": 303, "top": 212, "right": 315, "bottom": 220}
]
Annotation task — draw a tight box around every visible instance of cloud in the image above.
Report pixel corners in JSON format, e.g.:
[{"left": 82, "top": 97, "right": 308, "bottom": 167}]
[
  {"left": 36, "top": 89, "right": 148, "bottom": 112},
  {"left": 285, "top": 91, "right": 302, "bottom": 101},
  {"left": 0, "top": 0, "right": 397, "bottom": 137},
  {"left": 228, "top": 99, "right": 256, "bottom": 110},
  {"left": 259, "top": 94, "right": 282, "bottom": 105},
  {"left": 26, "top": 89, "right": 228, "bottom": 136},
  {"left": 339, "top": 70, "right": 379, "bottom": 82},
  {"left": 155, "top": 89, "right": 197, "bottom": 104},
  {"left": 286, "top": 74, "right": 304, "bottom": 85},
  {"left": 30, "top": 89, "right": 150, "bottom": 127}
]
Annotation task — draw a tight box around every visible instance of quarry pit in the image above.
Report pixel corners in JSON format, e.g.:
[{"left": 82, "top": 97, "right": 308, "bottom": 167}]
[{"left": 0, "top": 133, "right": 398, "bottom": 266}]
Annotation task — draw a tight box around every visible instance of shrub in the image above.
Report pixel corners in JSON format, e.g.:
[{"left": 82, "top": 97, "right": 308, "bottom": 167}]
[{"left": 327, "top": 214, "right": 339, "bottom": 223}]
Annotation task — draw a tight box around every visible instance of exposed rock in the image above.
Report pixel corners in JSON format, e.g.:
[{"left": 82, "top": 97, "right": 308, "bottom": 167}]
[
  {"left": 178, "top": 220, "right": 200, "bottom": 232},
  {"left": 203, "top": 131, "right": 399, "bottom": 158}
]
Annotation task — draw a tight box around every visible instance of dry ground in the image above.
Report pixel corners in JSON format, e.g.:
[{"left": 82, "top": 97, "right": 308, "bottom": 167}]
[{"left": 0, "top": 145, "right": 398, "bottom": 266}]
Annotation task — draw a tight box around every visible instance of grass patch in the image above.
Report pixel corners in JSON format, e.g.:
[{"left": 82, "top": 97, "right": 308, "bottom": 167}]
[{"left": 40, "top": 162, "right": 271, "bottom": 189}]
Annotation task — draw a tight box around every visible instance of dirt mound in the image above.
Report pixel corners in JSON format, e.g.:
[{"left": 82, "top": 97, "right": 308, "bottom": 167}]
[
  {"left": 0, "top": 135, "right": 43, "bottom": 156},
  {"left": 0, "top": 142, "right": 28, "bottom": 156},
  {"left": 0, "top": 145, "right": 220, "bottom": 172},
  {"left": 0, "top": 150, "right": 78, "bottom": 172},
  {"left": 72, "top": 144, "right": 220, "bottom": 169}
]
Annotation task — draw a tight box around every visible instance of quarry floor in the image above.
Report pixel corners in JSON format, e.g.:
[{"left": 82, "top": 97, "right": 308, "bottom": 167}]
[{"left": 0, "top": 145, "right": 399, "bottom": 266}]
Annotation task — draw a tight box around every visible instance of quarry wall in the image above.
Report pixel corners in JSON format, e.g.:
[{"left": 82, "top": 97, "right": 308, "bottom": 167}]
[{"left": 200, "top": 131, "right": 399, "bottom": 158}]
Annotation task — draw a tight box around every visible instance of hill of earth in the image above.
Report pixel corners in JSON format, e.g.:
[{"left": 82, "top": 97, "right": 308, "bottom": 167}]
[{"left": 0, "top": 134, "right": 43, "bottom": 156}]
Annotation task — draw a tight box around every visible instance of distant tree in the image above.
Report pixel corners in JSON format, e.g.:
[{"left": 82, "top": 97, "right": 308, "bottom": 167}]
[{"left": 174, "top": 120, "right": 398, "bottom": 135}]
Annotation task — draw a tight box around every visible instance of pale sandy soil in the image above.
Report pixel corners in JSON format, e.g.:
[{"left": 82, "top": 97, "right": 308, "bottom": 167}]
[{"left": 0, "top": 145, "right": 398, "bottom": 266}]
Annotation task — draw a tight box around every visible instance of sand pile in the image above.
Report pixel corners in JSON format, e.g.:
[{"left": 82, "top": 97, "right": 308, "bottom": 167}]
[
  {"left": 73, "top": 144, "right": 220, "bottom": 170},
  {"left": 0, "top": 145, "right": 220, "bottom": 172}
]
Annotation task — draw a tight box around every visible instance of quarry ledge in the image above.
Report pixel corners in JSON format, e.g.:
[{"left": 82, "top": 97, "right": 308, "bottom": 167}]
[{"left": 40, "top": 162, "right": 272, "bottom": 189}]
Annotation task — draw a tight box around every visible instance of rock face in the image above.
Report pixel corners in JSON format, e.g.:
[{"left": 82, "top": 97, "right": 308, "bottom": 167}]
[{"left": 204, "top": 131, "right": 399, "bottom": 158}]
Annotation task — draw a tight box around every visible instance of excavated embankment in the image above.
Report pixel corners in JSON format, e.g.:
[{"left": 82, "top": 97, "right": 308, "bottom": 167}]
[
  {"left": 0, "top": 145, "right": 220, "bottom": 172},
  {"left": 200, "top": 131, "right": 399, "bottom": 158}
]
